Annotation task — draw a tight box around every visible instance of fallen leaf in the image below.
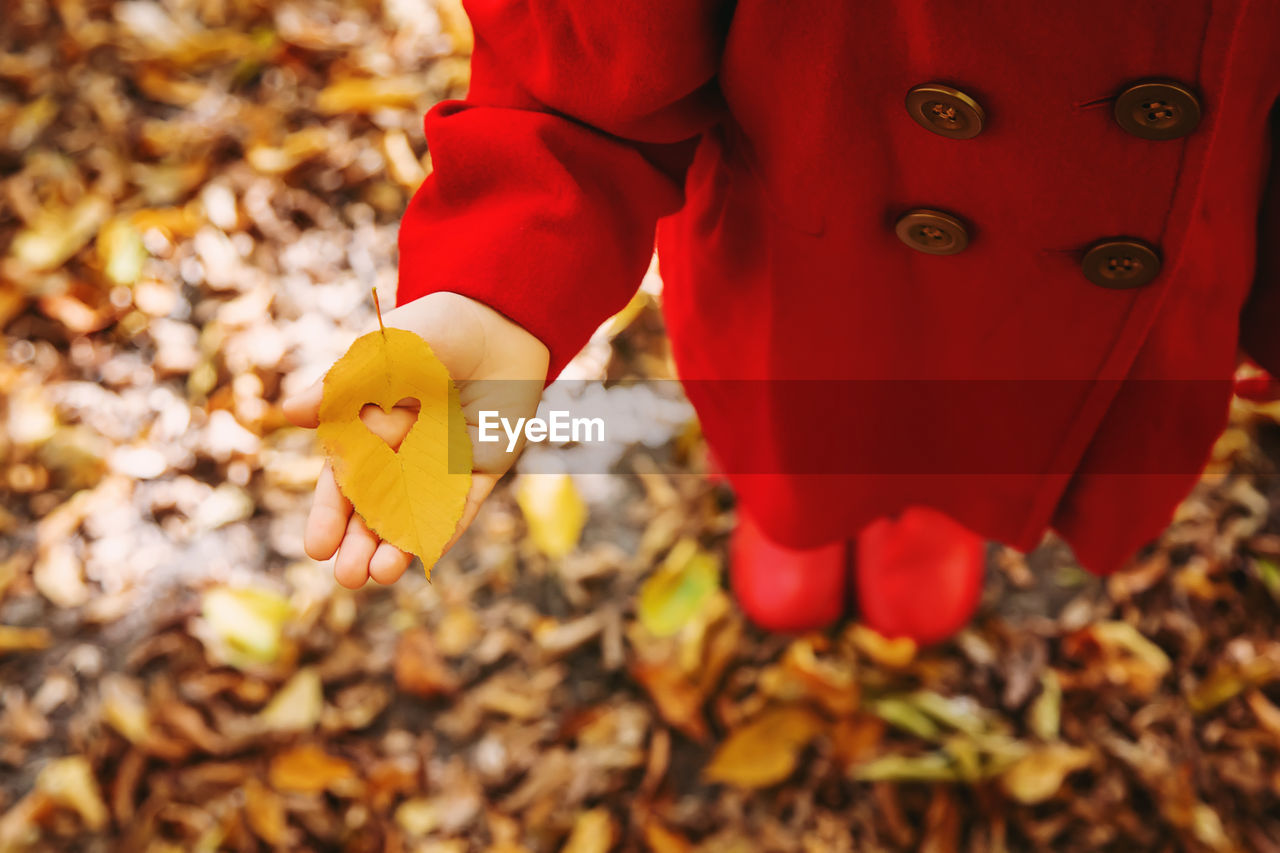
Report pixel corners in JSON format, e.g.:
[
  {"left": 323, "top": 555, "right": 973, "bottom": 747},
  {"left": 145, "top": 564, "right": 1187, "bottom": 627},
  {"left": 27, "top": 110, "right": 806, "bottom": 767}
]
[
  {"left": 831, "top": 714, "right": 887, "bottom": 771},
  {"left": 637, "top": 541, "right": 720, "bottom": 637},
  {"left": 201, "top": 586, "right": 292, "bottom": 667},
  {"left": 10, "top": 194, "right": 112, "bottom": 271},
  {"left": 703, "top": 706, "right": 825, "bottom": 789},
  {"left": 383, "top": 129, "right": 427, "bottom": 188},
  {"left": 1186, "top": 655, "right": 1280, "bottom": 714},
  {"left": 1028, "top": 670, "right": 1062, "bottom": 741},
  {"left": 318, "top": 327, "right": 471, "bottom": 572},
  {"left": 850, "top": 752, "right": 959, "bottom": 783},
  {"left": 100, "top": 674, "right": 150, "bottom": 745},
  {"left": 515, "top": 473, "right": 586, "bottom": 559},
  {"left": 1000, "top": 743, "right": 1093, "bottom": 804},
  {"left": 242, "top": 777, "right": 288, "bottom": 846},
  {"left": 906, "top": 691, "right": 994, "bottom": 736},
  {"left": 561, "top": 808, "right": 615, "bottom": 853},
  {"left": 1062, "top": 621, "right": 1171, "bottom": 696},
  {"left": 1246, "top": 689, "right": 1280, "bottom": 738},
  {"left": 97, "top": 217, "right": 148, "bottom": 286},
  {"left": 643, "top": 820, "right": 693, "bottom": 853},
  {"left": 395, "top": 797, "right": 440, "bottom": 836},
  {"left": 268, "top": 744, "right": 357, "bottom": 794},
  {"left": 256, "top": 667, "right": 323, "bottom": 732},
  {"left": 0, "top": 625, "right": 52, "bottom": 653},
  {"left": 866, "top": 696, "right": 941, "bottom": 740},
  {"left": 315, "top": 76, "right": 424, "bottom": 113},
  {"left": 33, "top": 543, "right": 91, "bottom": 609},
  {"left": 922, "top": 786, "right": 960, "bottom": 853},
  {"left": 246, "top": 127, "right": 332, "bottom": 174},
  {"left": 394, "top": 627, "right": 460, "bottom": 697},
  {"left": 36, "top": 756, "right": 108, "bottom": 831},
  {"left": 630, "top": 661, "right": 709, "bottom": 742},
  {"left": 1256, "top": 557, "right": 1280, "bottom": 602},
  {"left": 849, "top": 624, "right": 917, "bottom": 669}
]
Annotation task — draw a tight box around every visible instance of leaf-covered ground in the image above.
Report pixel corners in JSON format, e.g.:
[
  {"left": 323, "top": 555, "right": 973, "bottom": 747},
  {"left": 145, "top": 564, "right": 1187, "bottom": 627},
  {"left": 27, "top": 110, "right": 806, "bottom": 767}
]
[{"left": 3, "top": 2, "right": 1280, "bottom": 851}]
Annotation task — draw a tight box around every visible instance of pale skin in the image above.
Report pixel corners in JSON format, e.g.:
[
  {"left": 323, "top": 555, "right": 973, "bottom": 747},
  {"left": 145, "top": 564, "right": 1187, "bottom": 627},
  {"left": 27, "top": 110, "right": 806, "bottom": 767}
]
[{"left": 282, "top": 291, "right": 549, "bottom": 589}]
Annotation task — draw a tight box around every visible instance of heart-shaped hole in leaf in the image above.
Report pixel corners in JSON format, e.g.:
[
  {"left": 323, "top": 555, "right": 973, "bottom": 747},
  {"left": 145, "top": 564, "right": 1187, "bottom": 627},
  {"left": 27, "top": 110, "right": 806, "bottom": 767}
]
[{"left": 358, "top": 397, "right": 421, "bottom": 453}]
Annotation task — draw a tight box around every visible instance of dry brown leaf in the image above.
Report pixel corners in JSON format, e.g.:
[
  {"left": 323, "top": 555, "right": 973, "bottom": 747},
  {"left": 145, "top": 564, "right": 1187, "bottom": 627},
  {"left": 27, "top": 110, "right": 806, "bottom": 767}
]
[
  {"left": 831, "top": 714, "right": 887, "bottom": 771},
  {"left": 242, "top": 777, "right": 288, "bottom": 846},
  {"left": 268, "top": 744, "right": 357, "bottom": 795},
  {"left": 630, "top": 660, "right": 709, "bottom": 742},
  {"left": 643, "top": 820, "right": 693, "bottom": 853},
  {"left": 395, "top": 627, "right": 460, "bottom": 698}
]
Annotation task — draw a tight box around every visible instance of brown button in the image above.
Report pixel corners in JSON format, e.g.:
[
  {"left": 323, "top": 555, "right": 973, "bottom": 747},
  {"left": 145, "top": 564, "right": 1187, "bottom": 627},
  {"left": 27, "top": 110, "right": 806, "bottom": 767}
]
[
  {"left": 1114, "top": 80, "right": 1201, "bottom": 140},
  {"left": 905, "top": 84, "right": 985, "bottom": 139},
  {"left": 895, "top": 209, "right": 970, "bottom": 255},
  {"left": 1081, "top": 238, "right": 1161, "bottom": 289}
]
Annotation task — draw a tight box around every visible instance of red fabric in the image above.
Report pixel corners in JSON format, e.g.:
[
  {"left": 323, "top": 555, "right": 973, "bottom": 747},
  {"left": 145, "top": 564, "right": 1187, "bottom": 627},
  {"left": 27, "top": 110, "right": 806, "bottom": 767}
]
[{"left": 398, "top": 0, "right": 1280, "bottom": 575}]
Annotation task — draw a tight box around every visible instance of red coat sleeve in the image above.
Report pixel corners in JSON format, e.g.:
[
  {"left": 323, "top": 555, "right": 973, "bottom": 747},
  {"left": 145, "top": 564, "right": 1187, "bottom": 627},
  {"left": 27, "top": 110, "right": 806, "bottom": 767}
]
[
  {"left": 1240, "top": 100, "right": 1280, "bottom": 375},
  {"left": 396, "top": 0, "right": 730, "bottom": 378}
]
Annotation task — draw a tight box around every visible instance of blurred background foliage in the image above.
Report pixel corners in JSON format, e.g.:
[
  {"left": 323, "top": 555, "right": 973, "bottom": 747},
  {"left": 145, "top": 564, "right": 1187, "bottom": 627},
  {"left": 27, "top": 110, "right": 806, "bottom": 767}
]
[{"left": 4, "top": 1, "right": 1280, "bottom": 851}]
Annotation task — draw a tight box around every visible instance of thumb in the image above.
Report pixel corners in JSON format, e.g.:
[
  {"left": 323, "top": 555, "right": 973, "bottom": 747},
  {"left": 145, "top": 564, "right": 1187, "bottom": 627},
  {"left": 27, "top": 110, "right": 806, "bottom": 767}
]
[{"left": 282, "top": 378, "right": 324, "bottom": 428}]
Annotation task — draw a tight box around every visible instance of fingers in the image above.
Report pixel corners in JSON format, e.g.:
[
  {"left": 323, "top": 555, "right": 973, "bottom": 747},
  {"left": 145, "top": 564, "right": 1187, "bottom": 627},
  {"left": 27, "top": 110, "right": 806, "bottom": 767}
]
[
  {"left": 369, "top": 543, "right": 413, "bottom": 585},
  {"left": 283, "top": 378, "right": 324, "bottom": 428},
  {"left": 333, "top": 512, "right": 379, "bottom": 589},
  {"left": 322, "top": 473, "right": 496, "bottom": 588},
  {"left": 304, "top": 463, "right": 352, "bottom": 561}
]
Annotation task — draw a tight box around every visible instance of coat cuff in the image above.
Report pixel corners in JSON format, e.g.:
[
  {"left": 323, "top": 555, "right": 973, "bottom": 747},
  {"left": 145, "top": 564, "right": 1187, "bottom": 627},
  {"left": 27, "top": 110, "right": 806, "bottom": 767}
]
[{"left": 395, "top": 101, "right": 687, "bottom": 380}]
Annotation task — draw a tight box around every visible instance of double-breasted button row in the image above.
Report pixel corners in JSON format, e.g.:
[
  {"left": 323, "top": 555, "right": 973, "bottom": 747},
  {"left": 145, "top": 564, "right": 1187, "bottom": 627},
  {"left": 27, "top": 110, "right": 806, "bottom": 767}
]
[
  {"left": 893, "top": 208, "right": 1162, "bottom": 290},
  {"left": 898, "top": 78, "right": 1192, "bottom": 287},
  {"left": 904, "top": 79, "right": 1201, "bottom": 141}
]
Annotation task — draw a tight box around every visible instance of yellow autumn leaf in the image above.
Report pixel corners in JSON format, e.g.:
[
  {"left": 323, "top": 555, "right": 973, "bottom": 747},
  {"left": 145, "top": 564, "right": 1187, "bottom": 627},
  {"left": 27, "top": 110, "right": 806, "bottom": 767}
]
[
  {"left": 637, "top": 540, "right": 720, "bottom": 637},
  {"left": 201, "top": 585, "right": 292, "bottom": 667},
  {"left": 515, "top": 473, "right": 586, "bottom": 558},
  {"left": 1000, "top": 743, "right": 1093, "bottom": 804},
  {"left": 315, "top": 76, "right": 424, "bottom": 114},
  {"left": 318, "top": 327, "right": 472, "bottom": 573},
  {"left": 561, "top": 808, "right": 615, "bottom": 853},
  {"left": 703, "top": 706, "right": 825, "bottom": 789},
  {"left": 36, "top": 756, "right": 109, "bottom": 831},
  {"left": 256, "top": 667, "right": 323, "bottom": 732},
  {"left": 97, "top": 217, "right": 148, "bottom": 286},
  {"left": 0, "top": 624, "right": 52, "bottom": 653}
]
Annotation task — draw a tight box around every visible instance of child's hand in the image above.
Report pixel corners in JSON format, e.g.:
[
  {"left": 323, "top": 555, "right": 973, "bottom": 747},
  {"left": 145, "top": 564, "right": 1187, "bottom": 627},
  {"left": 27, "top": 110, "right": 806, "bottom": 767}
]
[{"left": 283, "top": 292, "right": 550, "bottom": 588}]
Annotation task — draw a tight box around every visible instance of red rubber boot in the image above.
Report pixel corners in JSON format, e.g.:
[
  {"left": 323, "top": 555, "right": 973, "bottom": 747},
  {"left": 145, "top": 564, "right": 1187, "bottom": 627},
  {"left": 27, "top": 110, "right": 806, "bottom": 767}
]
[
  {"left": 854, "top": 506, "right": 987, "bottom": 645},
  {"left": 729, "top": 511, "right": 847, "bottom": 633}
]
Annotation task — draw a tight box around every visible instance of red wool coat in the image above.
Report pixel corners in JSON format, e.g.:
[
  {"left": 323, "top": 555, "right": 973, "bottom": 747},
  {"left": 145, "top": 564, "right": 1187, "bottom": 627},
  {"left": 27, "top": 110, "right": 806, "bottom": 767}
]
[{"left": 397, "top": 0, "right": 1280, "bottom": 574}]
